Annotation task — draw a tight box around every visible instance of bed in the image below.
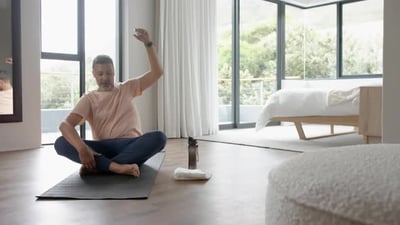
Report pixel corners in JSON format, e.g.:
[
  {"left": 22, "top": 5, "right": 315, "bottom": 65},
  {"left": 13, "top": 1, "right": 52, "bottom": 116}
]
[{"left": 255, "top": 87, "right": 360, "bottom": 140}]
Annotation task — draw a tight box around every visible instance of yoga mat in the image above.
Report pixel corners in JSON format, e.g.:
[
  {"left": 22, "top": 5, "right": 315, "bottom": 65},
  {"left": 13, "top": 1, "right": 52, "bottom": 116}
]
[{"left": 37, "top": 152, "right": 165, "bottom": 200}]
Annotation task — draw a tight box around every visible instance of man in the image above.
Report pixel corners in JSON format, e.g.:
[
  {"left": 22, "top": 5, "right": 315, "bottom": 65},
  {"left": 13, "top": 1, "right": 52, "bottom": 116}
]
[
  {"left": 0, "top": 70, "right": 13, "bottom": 114},
  {"left": 54, "top": 28, "right": 166, "bottom": 177}
]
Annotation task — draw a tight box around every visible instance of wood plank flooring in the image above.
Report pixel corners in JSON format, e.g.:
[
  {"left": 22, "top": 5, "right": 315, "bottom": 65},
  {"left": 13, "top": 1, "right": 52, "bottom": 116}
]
[{"left": 0, "top": 138, "right": 299, "bottom": 225}]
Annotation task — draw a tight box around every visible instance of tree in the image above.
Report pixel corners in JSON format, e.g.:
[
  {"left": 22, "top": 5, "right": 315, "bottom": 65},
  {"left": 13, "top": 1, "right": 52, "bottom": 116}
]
[{"left": 218, "top": 21, "right": 277, "bottom": 105}]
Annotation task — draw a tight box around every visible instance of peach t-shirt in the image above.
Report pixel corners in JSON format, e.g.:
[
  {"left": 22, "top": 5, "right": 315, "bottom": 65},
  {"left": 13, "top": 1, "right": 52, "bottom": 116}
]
[{"left": 72, "top": 79, "right": 143, "bottom": 140}]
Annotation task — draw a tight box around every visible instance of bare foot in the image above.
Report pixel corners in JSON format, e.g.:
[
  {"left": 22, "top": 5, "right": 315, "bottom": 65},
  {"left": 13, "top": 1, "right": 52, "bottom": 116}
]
[{"left": 109, "top": 162, "right": 140, "bottom": 177}]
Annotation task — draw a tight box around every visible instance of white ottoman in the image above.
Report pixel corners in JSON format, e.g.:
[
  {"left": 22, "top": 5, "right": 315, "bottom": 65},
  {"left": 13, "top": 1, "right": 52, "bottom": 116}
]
[{"left": 266, "top": 144, "right": 400, "bottom": 225}]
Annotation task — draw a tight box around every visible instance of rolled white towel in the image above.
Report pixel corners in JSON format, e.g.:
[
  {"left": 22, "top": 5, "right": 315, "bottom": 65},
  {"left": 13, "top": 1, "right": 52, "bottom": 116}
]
[{"left": 173, "top": 167, "right": 212, "bottom": 181}]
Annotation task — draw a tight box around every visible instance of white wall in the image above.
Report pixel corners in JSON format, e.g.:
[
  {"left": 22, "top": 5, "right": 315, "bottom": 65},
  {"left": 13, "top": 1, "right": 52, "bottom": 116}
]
[
  {"left": 382, "top": 0, "right": 400, "bottom": 143},
  {"left": 122, "top": 0, "right": 158, "bottom": 132},
  {"left": 0, "top": 0, "right": 41, "bottom": 152}
]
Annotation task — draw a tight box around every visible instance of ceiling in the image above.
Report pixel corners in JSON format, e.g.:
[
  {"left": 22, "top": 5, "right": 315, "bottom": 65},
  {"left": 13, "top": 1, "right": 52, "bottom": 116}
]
[{"left": 279, "top": 0, "right": 349, "bottom": 8}]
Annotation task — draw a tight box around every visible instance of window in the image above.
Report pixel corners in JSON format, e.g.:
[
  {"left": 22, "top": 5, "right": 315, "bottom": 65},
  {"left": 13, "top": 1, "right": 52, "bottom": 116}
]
[
  {"left": 342, "top": 0, "right": 383, "bottom": 76},
  {"left": 41, "top": 0, "right": 77, "bottom": 54},
  {"left": 217, "top": 0, "right": 383, "bottom": 128},
  {"left": 286, "top": 4, "right": 336, "bottom": 79},
  {"left": 40, "top": 0, "right": 119, "bottom": 144}
]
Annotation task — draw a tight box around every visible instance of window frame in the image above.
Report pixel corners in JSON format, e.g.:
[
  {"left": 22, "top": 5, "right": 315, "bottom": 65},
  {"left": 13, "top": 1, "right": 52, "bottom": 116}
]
[
  {"left": 219, "top": 0, "right": 383, "bottom": 129},
  {"left": 271, "top": 0, "right": 383, "bottom": 79},
  {"left": 40, "top": 0, "right": 122, "bottom": 140},
  {"left": 339, "top": 0, "right": 383, "bottom": 78}
]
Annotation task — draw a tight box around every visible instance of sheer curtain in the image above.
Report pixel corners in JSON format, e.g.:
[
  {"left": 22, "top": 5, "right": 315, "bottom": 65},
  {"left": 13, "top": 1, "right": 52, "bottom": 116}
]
[{"left": 156, "top": 0, "right": 218, "bottom": 138}]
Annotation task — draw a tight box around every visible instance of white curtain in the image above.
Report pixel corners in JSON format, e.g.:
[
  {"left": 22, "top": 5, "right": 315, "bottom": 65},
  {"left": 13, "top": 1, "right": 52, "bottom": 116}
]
[{"left": 156, "top": 0, "right": 218, "bottom": 138}]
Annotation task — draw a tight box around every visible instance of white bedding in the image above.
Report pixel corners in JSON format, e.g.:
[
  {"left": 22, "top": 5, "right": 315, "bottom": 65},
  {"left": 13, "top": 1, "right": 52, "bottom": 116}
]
[{"left": 255, "top": 87, "right": 360, "bottom": 130}]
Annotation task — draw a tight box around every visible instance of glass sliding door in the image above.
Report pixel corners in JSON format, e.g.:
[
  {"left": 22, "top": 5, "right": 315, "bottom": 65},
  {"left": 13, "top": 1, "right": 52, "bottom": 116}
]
[
  {"left": 217, "top": 0, "right": 277, "bottom": 128},
  {"left": 239, "top": 0, "right": 277, "bottom": 124},
  {"left": 85, "top": 0, "right": 118, "bottom": 93},
  {"left": 84, "top": 0, "right": 118, "bottom": 139},
  {"left": 40, "top": 0, "right": 79, "bottom": 144},
  {"left": 217, "top": 0, "right": 233, "bottom": 125},
  {"left": 40, "top": 0, "right": 119, "bottom": 144},
  {"left": 40, "top": 60, "right": 80, "bottom": 143}
]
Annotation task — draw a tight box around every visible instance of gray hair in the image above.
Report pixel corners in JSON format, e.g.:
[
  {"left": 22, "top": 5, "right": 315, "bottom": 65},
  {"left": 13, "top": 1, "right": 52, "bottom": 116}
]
[{"left": 92, "top": 55, "right": 114, "bottom": 70}]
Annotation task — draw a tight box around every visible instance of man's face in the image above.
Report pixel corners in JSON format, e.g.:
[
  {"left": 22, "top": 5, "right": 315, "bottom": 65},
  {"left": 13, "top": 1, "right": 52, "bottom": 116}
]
[{"left": 92, "top": 63, "right": 115, "bottom": 91}]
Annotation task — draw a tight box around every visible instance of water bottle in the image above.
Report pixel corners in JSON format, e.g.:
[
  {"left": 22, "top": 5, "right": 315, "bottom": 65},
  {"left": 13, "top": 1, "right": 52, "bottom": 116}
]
[{"left": 188, "top": 137, "right": 198, "bottom": 169}]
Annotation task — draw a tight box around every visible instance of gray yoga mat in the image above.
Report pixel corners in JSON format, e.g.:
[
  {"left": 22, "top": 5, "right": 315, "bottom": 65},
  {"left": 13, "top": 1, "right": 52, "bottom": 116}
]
[{"left": 37, "top": 152, "right": 165, "bottom": 200}]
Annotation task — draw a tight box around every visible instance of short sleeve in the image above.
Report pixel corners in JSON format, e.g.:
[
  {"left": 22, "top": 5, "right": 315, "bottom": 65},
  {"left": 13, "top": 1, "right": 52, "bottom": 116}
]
[
  {"left": 121, "top": 79, "right": 142, "bottom": 97},
  {"left": 71, "top": 94, "right": 91, "bottom": 120}
]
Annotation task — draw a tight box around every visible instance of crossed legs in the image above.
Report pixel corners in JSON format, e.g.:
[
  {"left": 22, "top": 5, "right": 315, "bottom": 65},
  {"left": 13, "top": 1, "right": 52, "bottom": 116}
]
[{"left": 54, "top": 131, "right": 167, "bottom": 176}]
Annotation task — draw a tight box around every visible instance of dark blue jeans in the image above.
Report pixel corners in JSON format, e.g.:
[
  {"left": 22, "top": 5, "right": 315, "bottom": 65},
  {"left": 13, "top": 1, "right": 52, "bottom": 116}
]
[{"left": 54, "top": 131, "right": 167, "bottom": 172}]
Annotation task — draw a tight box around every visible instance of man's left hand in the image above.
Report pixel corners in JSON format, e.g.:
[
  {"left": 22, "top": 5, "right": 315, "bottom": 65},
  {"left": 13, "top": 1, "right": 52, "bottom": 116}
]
[{"left": 133, "top": 28, "right": 151, "bottom": 44}]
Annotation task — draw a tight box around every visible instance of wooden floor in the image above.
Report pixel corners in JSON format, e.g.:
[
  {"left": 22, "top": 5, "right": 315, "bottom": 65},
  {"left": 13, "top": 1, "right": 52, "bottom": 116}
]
[{"left": 0, "top": 139, "right": 299, "bottom": 225}]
